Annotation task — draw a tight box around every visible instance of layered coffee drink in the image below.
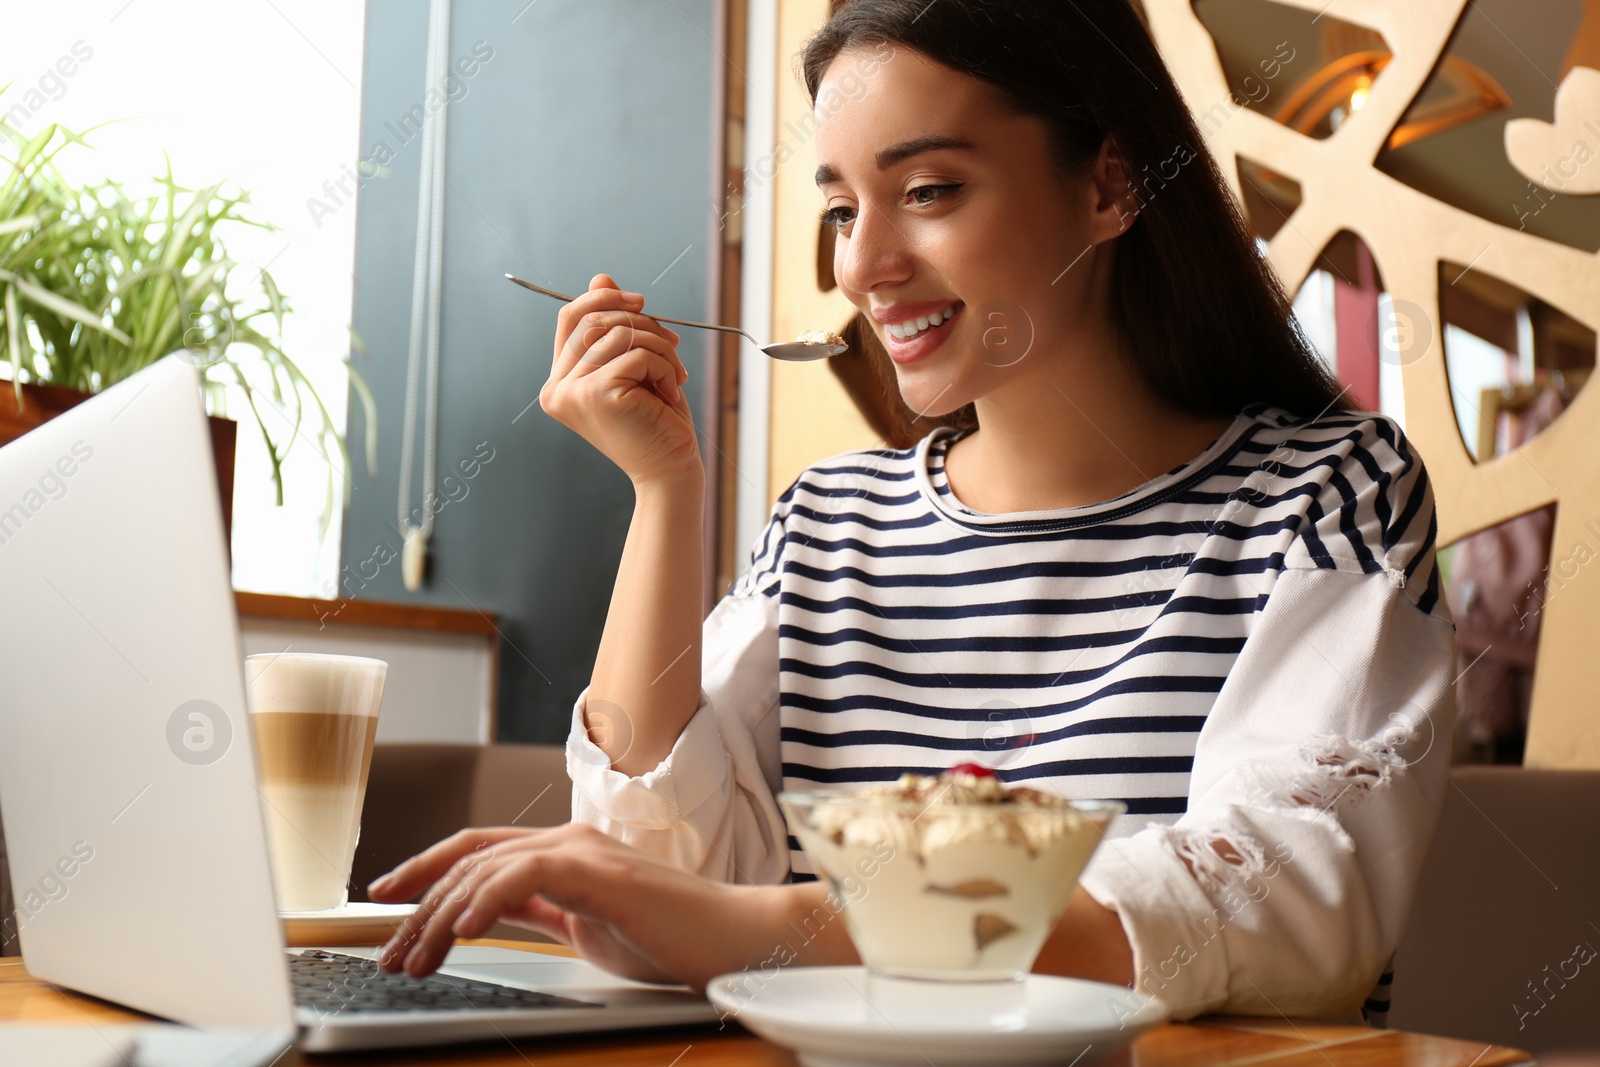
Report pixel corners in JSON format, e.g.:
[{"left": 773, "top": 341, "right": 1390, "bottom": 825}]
[{"left": 245, "top": 653, "right": 387, "bottom": 912}]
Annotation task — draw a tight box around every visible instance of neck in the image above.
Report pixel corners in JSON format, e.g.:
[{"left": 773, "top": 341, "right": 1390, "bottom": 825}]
[{"left": 946, "top": 324, "right": 1234, "bottom": 515}]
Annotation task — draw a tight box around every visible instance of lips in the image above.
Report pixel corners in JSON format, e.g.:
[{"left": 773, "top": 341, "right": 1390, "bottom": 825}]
[
  {"left": 871, "top": 298, "right": 961, "bottom": 324},
  {"left": 881, "top": 301, "right": 964, "bottom": 365},
  {"left": 886, "top": 301, "right": 963, "bottom": 341}
]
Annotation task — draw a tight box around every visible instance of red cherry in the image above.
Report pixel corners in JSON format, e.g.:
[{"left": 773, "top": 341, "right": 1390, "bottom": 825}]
[{"left": 948, "top": 762, "right": 996, "bottom": 779}]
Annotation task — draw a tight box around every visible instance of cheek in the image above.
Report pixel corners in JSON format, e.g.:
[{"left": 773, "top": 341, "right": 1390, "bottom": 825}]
[{"left": 986, "top": 189, "right": 1092, "bottom": 282}]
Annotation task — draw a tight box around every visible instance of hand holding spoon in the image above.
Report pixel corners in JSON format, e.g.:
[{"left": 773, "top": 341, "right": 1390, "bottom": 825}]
[{"left": 505, "top": 274, "right": 847, "bottom": 362}]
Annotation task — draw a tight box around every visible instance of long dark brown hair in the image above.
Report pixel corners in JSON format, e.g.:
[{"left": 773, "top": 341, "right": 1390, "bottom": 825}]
[{"left": 801, "top": 0, "right": 1349, "bottom": 445}]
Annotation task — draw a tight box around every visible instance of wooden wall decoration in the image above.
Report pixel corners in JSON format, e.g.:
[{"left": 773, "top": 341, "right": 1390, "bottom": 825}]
[
  {"left": 764, "top": 0, "right": 1600, "bottom": 765},
  {"left": 1147, "top": 0, "right": 1600, "bottom": 767},
  {"left": 1506, "top": 65, "right": 1600, "bottom": 194}
]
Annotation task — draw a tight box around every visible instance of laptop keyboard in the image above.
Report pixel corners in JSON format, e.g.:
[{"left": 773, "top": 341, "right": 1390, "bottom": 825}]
[{"left": 290, "top": 949, "right": 602, "bottom": 1015}]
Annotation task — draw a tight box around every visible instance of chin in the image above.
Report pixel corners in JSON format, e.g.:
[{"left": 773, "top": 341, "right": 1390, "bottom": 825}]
[{"left": 894, "top": 376, "right": 970, "bottom": 421}]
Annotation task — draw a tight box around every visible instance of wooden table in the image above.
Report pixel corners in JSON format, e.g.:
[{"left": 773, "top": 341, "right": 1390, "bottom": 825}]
[{"left": 0, "top": 940, "right": 1533, "bottom": 1066}]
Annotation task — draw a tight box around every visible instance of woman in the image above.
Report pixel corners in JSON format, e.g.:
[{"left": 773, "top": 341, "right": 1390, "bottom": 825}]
[{"left": 372, "top": 0, "right": 1454, "bottom": 1022}]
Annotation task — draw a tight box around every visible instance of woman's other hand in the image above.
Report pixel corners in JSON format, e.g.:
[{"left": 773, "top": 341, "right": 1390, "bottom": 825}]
[{"left": 539, "top": 272, "right": 700, "bottom": 487}]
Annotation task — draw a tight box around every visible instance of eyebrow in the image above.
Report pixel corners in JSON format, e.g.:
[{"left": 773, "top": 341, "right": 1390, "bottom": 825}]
[{"left": 814, "top": 134, "right": 977, "bottom": 186}]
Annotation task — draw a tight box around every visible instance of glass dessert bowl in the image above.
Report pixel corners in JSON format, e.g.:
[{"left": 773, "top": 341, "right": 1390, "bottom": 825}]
[{"left": 780, "top": 766, "right": 1123, "bottom": 982}]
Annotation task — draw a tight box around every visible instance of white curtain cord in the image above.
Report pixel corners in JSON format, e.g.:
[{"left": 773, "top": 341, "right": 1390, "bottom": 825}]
[{"left": 398, "top": 0, "right": 450, "bottom": 555}]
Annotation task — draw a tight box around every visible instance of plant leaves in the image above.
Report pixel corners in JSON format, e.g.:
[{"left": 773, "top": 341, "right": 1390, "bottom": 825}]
[
  {"left": 347, "top": 360, "right": 378, "bottom": 479},
  {"left": 0, "top": 268, "right": 132, "bottom": 346},
  {"left": 0, "top": 214, "right": 39, "bottom": 237},
  {"left": 0, "top": 123, "right": 359, "bottom": 506},
  {"left": 14, "top": 124, "right": 57, "bottom": 171}
]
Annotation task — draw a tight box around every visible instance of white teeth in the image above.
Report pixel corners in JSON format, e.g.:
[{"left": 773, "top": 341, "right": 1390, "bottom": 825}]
[{"left": 888, "top": 303, "right": 960, "bottom": 341}]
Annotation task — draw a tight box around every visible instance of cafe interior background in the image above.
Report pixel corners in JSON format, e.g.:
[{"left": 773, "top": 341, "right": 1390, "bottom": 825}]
[{"left": 0, "top": 0, "right": 1597, "bottom": 1054}]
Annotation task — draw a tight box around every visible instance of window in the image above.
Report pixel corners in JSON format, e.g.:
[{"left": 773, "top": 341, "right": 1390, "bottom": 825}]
[{"left": 1, "top": 0, "right": 366, "bottom": 597}]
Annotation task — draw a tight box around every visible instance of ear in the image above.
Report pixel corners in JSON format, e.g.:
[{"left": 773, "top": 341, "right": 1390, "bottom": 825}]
[{"left": 1085, "top": 137, "right": 1141, "bottom": 245}]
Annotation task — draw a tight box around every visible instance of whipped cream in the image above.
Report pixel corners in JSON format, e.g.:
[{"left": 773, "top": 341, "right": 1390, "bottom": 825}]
[
  {"left": 796, "top": 329, "right": 845, "bottom": 346},
  {"left": 809, "top": 769, "right": 1087, "bottom": 858}
]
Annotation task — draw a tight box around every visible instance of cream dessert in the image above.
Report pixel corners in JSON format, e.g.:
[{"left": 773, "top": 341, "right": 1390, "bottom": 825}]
[
  {"left": 781, "top": 765, "right": 1121, "bottom": 980},
  {"left": 796, "top": 329, "right": 846, "bottom": 347}
]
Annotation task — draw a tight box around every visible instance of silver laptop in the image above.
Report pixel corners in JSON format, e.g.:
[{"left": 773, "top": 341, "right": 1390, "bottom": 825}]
[{"left": 0, "top": 356, "right": 717, "bottom": 1053}]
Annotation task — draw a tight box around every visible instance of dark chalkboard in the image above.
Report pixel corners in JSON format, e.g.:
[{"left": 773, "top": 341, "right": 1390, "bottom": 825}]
[{"left": 342, "top": 0, "right": 718, "bottom": 742}]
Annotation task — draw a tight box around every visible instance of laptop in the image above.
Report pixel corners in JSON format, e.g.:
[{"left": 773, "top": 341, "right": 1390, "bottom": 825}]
[{"left": 0, "top": 356, "right": 719, "bottom": 1053}]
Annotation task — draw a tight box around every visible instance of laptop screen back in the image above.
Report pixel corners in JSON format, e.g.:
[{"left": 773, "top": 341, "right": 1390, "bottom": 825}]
[{"left": 0, "top": 357, "right": 295, "bottom": 1031}]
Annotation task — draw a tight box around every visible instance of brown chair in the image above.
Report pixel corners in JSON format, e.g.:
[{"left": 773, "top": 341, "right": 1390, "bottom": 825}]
[
  {"left": 349, "top": 743, "right": 572, "bottom": 897},
  {"left": 1390, "top": 766, "right": 1600, "bottom": 1054},
  {"left": 349, "top": 743, "right": 572, "bottom": 944},
  {"left": 349, "top": 744, "right": 482, "bottom": 900}
]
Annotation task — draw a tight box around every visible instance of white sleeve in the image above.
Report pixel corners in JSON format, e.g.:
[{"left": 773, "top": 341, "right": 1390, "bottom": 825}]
[
  {"left": 1080, "top": 564, "right": 1453, "bottom": 1018},
  {"left": 565, "top": 583, "right": 790, "bottom": 886},
  {"left": 1080, "top": 420, "right": 1454, "bottom": 1020}
]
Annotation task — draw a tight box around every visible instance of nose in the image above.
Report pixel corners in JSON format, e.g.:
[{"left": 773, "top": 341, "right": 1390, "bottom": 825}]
[{"left": 835, "top": 204, "right": 913, "bottom": 297}]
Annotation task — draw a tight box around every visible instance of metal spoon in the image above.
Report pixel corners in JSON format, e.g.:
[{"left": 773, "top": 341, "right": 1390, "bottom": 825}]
[{"left": 504, "top": 274, "right": 846, "bottom": 361}]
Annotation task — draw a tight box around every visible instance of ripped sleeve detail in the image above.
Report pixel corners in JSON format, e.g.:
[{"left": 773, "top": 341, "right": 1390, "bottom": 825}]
[
  {"left": 1164, "top": 733, "right": 1411, "bottom": 897},
  {"left": 1155, "top": 812, "right": 1299, "bottom": 900},
  {"left": 1239, "top": 733, "right": 1409, "bottom": 812}
]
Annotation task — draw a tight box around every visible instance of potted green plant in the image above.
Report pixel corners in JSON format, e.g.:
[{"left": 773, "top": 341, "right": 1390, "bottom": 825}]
[{"left": 0, "top": 111, "right": 375, "bottom": 531}]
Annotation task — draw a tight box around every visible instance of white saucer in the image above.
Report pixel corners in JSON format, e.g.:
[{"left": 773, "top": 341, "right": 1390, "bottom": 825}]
[
  {"left": 280, "top": 902, "right": 417, "bottom": 946},
  {"left": 706, "top": 966, "right": 1165, "bottom": 1067}
]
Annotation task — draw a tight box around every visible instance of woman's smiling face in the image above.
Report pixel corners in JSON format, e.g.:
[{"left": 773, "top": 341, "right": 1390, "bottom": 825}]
[{"left": 814, "top": 45, "right": 1125, "bottom": 419}]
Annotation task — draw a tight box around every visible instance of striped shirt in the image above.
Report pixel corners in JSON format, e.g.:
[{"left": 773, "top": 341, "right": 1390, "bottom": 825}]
[
  {"left": 569, "top": 402, "right": 1455, "bottom": 1022},
  {"left": 731, "top": 403, "right": 1442, "bottom": 876}
]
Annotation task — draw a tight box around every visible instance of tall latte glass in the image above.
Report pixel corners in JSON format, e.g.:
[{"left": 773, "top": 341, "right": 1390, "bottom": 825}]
[{"left": 245, "top": 652, "right": 387, "bottom": 912}]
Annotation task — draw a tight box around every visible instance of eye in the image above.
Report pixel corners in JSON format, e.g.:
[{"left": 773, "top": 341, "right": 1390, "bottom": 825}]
[
  {"left": 818, "top": 203, "right": 856, "bottom": 229},
  {"left": 817, "top": 184, "right": 963, "bottom": 232},
  {"left": 906, "top": 182, "right": 961, "bottom": 206}
]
